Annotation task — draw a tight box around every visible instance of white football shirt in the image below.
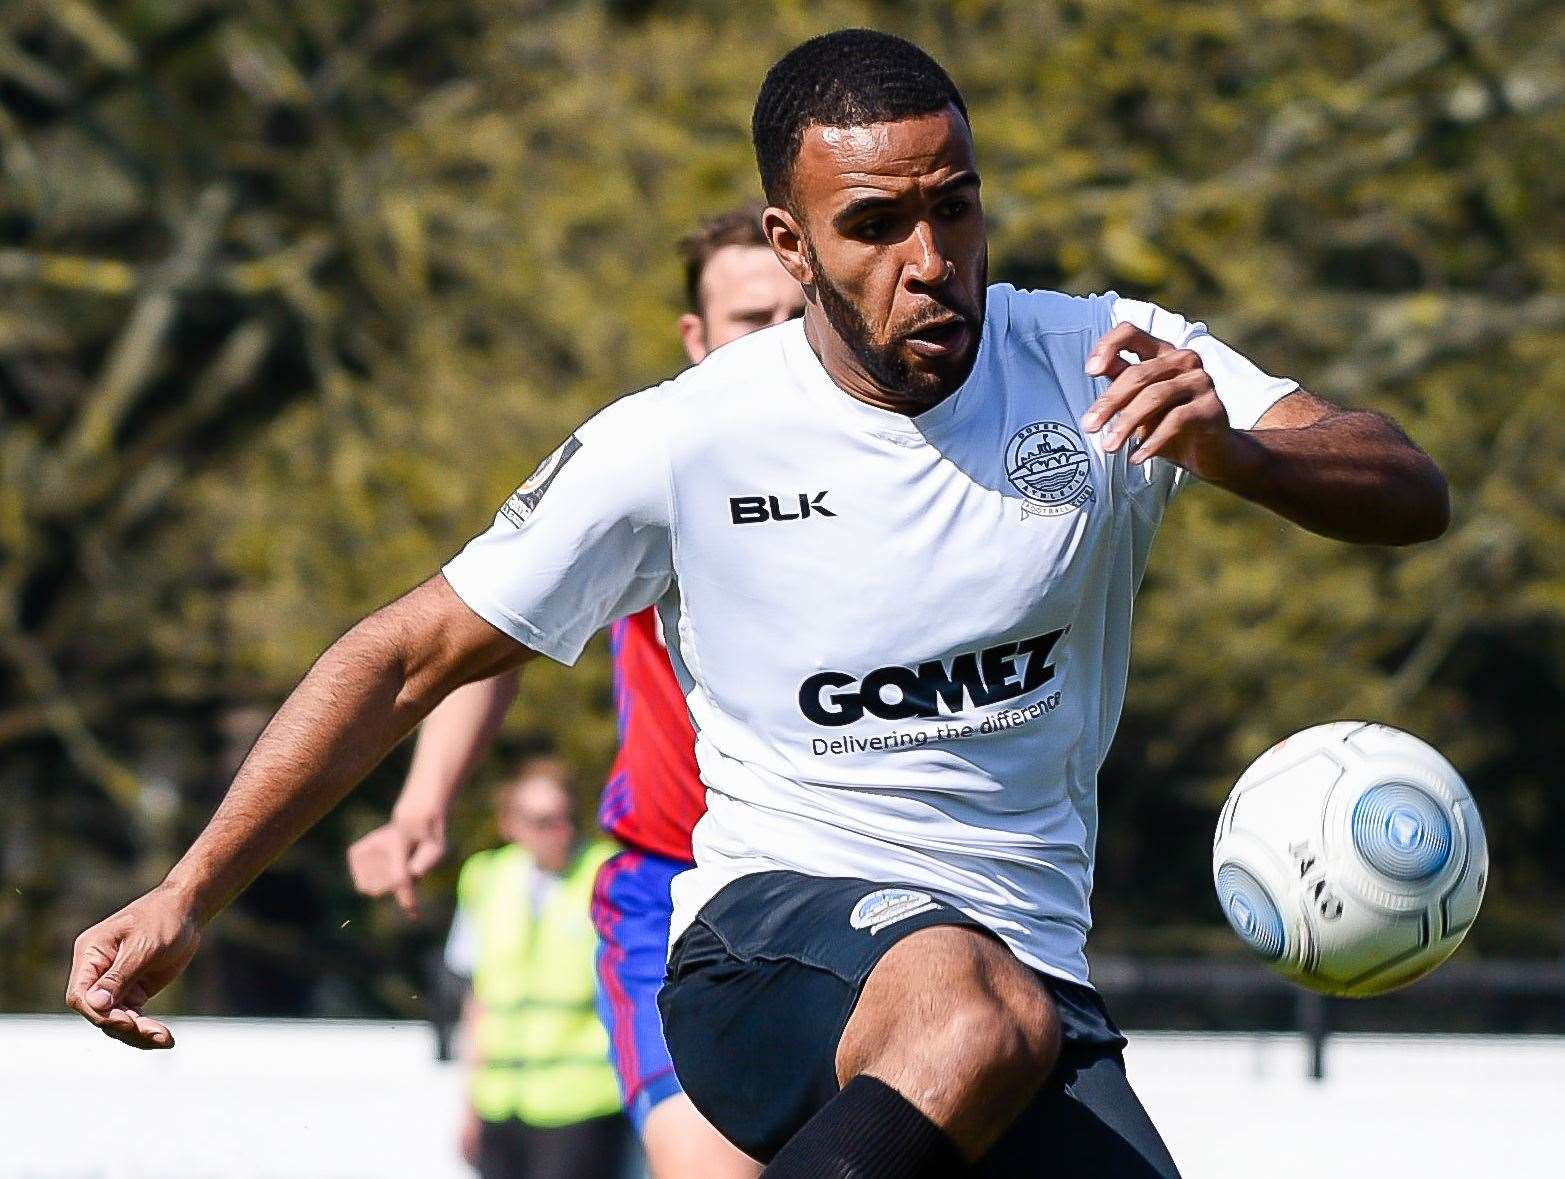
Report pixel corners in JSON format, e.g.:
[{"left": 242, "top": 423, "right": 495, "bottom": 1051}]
[{"left": 444, "top": 285, "right": 1296, "bottom": 984}]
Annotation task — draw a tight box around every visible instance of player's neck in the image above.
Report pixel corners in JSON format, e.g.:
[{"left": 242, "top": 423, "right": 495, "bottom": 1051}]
[{"left": 803, "top": 307, "right": 953, "bottom": 418}]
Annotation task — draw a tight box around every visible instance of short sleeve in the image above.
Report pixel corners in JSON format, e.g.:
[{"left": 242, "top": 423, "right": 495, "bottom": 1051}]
[
  {"left": 1110, "top": 297, "right": 1297, "bottom": 431},
  {"left": 442, "top": 391, "right": 674, "bottom": 665},
  {"left": 1110, "top": 296, "right": 1299, "bottom": 517}
]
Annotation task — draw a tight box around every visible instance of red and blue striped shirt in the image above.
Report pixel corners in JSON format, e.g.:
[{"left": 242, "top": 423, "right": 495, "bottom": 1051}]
[{"left": 597, "top": 607, "right": 705, "bottom": 861}]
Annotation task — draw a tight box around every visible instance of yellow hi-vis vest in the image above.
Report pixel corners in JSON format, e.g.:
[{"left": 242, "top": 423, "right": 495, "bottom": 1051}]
[{"left": 458, "top": 839, "right": 620, "bottom": 1127}]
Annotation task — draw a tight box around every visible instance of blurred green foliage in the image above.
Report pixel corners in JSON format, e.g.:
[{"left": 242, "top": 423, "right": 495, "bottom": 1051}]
[{"left": 1, "top": 0, "right": 1561, "bottom": 1014}]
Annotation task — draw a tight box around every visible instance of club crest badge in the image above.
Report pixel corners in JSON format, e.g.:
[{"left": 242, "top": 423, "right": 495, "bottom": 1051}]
[
  {"left": 1004, "top": 421, "right": 1094, "bottom": 518},
  {"left": 500, "top": 435, "right": 582, "bottom": 527},
  {"left": 850, "top": 888, "right": 939, "bottom": 935}
]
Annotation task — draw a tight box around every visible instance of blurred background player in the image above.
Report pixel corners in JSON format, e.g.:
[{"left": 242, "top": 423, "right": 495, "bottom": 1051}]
[
  {"left": 347, "top": 202, "right": 804, "bottom": 1179},
  {"left": 444, "top": 757, "right": 628, "bottom": 1179}
]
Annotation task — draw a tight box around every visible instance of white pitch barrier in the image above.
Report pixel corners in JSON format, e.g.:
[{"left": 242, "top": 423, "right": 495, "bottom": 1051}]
[
  {"left": 1, "top": 1017, "right": 1561, "bottom": 1177},
  {"left": 0, "top": 1017, "right": 473, "bottom": 1179},
  {"left": 1125, "top": 1031, "right": 1565, "bottom": 1178}
]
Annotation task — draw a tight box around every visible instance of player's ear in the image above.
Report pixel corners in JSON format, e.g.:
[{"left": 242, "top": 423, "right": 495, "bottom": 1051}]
[
  {"left": 763, "top": 206, "right": 812, "bottom": 287},
  {"left": 678, "top": 313, "right": 708, "bottom": 364}
]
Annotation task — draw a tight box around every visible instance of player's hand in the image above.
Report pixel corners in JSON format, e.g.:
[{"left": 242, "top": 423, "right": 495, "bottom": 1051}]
[
  {"left": 346, "top": 811, "right": 447, "bottom": 918},
  {"left": 1080, "top": 323, "right": 1232, "bottom": 474},
  {"left": 64, "top": 884, "right": 201, "bottom": 1050}
]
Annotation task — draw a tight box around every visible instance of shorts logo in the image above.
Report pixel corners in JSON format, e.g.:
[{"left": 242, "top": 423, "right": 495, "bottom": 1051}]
[
  {"left": 850, "top": 889, "right": 939, "bottom": 935},
  {"left": 500, "top": 435, "right": 582, "bottom": 527},
  {"left": 1005, "top": 421, "right": 1094, "bottom": 517}
]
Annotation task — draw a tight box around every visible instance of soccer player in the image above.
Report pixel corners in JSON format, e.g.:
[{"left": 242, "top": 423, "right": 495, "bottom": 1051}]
[
  {"left": 66, "top": 30, "right": 1450, "bottom": 1179},
  {"left": 347, "top": 204, "right": 797, "bottom": 1179}
]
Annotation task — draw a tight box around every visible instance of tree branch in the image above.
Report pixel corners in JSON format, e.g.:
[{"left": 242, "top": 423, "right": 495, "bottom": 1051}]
[{"left": 63, "top": 182, "right": 235, "bottom": 464}]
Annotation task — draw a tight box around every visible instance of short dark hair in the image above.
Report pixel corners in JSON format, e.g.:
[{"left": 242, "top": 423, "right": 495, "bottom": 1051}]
[
  {"left": 752, "top": 29, "right": 969, "bottom": 207},
  {"left": 678, "top": 201, "right": 769, "bottom": 313}
]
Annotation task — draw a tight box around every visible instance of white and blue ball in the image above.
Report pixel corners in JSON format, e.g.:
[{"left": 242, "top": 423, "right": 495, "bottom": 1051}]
[{"left": 1212, "top": 721, "right": 1487, "bottom": 997}]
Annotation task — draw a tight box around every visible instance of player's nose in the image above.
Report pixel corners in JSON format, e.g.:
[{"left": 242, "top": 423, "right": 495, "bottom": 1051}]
[{"left": 904, "top": 220, "right": 953, "bottom": 289}]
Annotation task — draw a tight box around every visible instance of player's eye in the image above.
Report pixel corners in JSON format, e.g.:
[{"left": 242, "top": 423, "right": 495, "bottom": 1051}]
[
  {"left": 856, "top": 217, "right": 890, "bottom": 241},
  {"left": 940, "top": 198, "right": 972, "bottom": 219}
]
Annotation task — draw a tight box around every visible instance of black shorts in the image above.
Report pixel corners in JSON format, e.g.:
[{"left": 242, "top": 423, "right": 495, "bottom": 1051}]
[{"left": 659, "top": 871, "right": 1182, "bottom": 1177}]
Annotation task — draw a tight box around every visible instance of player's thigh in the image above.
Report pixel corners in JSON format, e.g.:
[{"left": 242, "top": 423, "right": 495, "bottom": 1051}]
[
  {"left": 976, "top": 1050, "right": 1183, "bottom": 1179},
  {"left": 838, "top": 921, "right": 1059, "bottom": 1082},
  {"left": 642, "top": 1093, "right": 762, "bottom": 1179},
  {"left": 659, "top": 871, "right": 1001, "bottom": 1162},
  {"left": 836, "top": 923, "right": 1061, "bottom": 1154}
]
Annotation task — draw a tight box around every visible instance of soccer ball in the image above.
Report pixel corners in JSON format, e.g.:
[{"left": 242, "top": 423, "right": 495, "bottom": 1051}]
[{"left": 1212, "top": 721, "right": 1487, "bottom": 997}]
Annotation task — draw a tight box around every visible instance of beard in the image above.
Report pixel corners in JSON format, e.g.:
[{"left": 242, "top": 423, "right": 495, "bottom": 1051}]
[{"left": 805, "top": 239, "right": 987, "bottom": 406}]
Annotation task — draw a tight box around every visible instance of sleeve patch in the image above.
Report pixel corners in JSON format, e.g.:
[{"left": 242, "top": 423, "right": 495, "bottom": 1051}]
[{"left": 500, "top": 434, "right": 582, "bottom": 527}]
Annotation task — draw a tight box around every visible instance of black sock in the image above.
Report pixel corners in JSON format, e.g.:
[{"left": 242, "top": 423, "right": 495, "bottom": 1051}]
[{"left": 761, "top": 1075, "right": 971, "bottom": 1178}]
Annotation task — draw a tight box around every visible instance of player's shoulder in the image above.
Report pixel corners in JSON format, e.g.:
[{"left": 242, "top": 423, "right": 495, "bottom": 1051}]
[
  {"left": 1099, "top": 294, "right": 1205, "bottom": 347},
  {"left": 579, "top": 319, "right": 795, "bottom": 444},
  {"left": 665, "top": 317, "right": 798, "bottom": 416},
  {"left": 987, "top": 283, "right": 1119, "bottom": 341}
]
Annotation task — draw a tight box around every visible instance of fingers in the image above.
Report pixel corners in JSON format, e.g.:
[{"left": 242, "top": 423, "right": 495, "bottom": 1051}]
[
  {"left": 348, "top": 826, "right": 430, "bottom": 894},
  {"left": 1084, "top": 323, "right": 1171, "bottom": 378},
  {"left": 66, "top": 929, "right": 174, "bottom": 1048},
  {"left": 99, "top": 1005, "right": 175, "bottom": 1050},
  {"left": 346, "top": 833, "right": 377, "bottom": 894},
  {"left": 393, "top": 871, "right": 422, "bottom": 919},
  {"left": 91, "top": 933, "right": 149, "bottom": 1007},
  {"left": 1101, "top": 369, "right": 1212, "bottom": 454},
  {"left": 65, "top": 924, "right": 142, "bottom": 1020},
  {"left": 120, "top": 979, "right": 152, "bottom": 1009},
  {"left": 1129, "top": 395, "right": 1225, "bottom": 465},
  {"left": 349, "top": 825, "right": 431, "bottom": 918},
  {"left": 64, "top": 934, "right": 116, "bottom": 1020},
  {"left": 347, "top": 830, "right": 397, "bottom": 897},
  {"left": 369, "top": 839, "right": 419, "bottom": 916},
  {"left": 66, "top": 889, "right": 200, "bottom": 1052},
  {"left": 406, "top": 836, "right": 446, "bottom": 879},
  {"left": 1081, "top": 347, "right": 1204, "bottom": 436}
]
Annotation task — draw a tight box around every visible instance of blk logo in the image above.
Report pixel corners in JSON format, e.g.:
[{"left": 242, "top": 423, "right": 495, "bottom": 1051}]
[{"left": 730, "top": 492, "right": 837, "bottom": 525}]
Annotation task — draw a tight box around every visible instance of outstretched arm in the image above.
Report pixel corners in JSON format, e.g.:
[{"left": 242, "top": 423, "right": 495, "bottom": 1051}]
[
  {"left": 1196, "top": 388, "right": 1448, "bottom": 545},
  {"left": 1082, "top": 323, "right": 1449, "bottom": 545},
  {"left": 65, "top": 574, "right": 534, "bottom": 1049},
  {"left": 347, "top": 671, "right": 520, "bottom": 917}
]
